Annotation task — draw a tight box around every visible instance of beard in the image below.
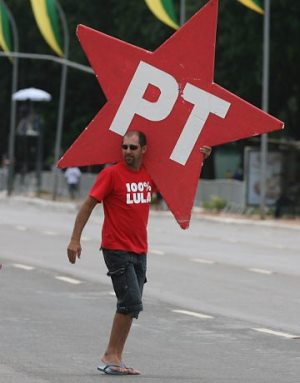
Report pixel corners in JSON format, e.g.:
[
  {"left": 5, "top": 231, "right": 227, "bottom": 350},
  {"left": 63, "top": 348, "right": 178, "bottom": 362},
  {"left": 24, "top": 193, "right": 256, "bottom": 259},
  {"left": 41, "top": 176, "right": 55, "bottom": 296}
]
[{"left": 124, "top": 155, "right": 136, "bottom": 166}]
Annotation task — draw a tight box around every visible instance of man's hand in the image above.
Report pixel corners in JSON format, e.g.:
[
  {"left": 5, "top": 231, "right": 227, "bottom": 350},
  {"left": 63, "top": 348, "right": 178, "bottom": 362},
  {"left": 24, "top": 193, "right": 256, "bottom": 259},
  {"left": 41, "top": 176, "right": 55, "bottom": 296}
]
[
  {"left": 66, "top": 196, "right": 98, "bottom": 265},
  {"left": 67, "top": 239, "right": 82, "bottom": 264},
  {"left": 200, "top": 145, "right": 212, "bottom": 159}
]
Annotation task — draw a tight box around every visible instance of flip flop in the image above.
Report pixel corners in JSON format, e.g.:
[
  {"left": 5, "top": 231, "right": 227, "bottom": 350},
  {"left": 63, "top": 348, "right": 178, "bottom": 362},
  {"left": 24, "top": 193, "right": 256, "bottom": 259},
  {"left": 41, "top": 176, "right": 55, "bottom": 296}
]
[
  {"left": 120, "top": 362, "right": 141, "bottom": 375},
  {"left": 97, "top": 363, "right": 129, "bottom": 375}
]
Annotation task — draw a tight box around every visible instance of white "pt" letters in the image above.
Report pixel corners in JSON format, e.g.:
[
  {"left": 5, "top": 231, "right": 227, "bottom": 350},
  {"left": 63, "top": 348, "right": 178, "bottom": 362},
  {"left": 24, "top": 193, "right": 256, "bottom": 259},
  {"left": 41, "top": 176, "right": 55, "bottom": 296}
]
[
  {"left": 109, "top": 61, "right": 178, "bottom": 136},
  {"left": 109, "top": 61, "right": 231, "bottom": 165},
  {"left": 170, "top": 84, "right": 230, "bottom": 165}
]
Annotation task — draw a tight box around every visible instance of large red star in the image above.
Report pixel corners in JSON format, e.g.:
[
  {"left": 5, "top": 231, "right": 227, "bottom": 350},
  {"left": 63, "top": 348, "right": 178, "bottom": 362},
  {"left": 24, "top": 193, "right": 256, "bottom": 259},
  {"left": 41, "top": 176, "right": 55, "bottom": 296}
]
[{"left": 58, "top": 0, "right": 283, "bottom": 229}]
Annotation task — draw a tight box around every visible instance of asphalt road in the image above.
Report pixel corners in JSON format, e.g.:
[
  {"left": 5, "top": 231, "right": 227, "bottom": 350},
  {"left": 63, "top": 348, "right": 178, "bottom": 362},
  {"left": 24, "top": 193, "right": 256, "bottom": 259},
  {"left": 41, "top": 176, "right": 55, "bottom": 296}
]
[{"left": 1, "top": 197, "right": 300, "bottom": 382}]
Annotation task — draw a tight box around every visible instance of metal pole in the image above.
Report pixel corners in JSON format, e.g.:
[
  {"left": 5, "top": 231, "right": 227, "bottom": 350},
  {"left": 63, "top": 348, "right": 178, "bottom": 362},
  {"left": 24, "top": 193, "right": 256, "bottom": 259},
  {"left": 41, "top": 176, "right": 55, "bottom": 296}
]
[
  {"left": 36, "top": 116, "right": 43, "bottom": 197},
  {"left": 0, "top": 51, "right": 94, "bottom": 74},
  {"left": 180, "top": 0, "right": 186, "bottom": 25},
  {"left": 3, "top": 0, "right": 19, "bottom": 195},
  {"left": 52, "top": 0, "right": 69, "bottom": 200},
  {"left": 260, "top": 0, "right": 270, "bottom": 218}
]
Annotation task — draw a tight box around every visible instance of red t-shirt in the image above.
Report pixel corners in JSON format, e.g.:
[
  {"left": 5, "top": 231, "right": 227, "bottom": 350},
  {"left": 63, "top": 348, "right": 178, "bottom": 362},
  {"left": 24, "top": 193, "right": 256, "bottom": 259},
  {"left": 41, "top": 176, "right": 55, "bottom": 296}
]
[{"left": 89, "top": 162, "right": 155, "bottom": 254}]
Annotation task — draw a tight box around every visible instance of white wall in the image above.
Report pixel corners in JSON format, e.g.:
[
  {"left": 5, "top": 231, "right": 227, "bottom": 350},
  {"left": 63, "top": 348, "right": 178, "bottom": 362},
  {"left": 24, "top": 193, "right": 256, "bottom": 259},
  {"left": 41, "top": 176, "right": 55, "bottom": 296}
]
[{"left": 6, "top": 171, "right": 246, "bottom": 211}]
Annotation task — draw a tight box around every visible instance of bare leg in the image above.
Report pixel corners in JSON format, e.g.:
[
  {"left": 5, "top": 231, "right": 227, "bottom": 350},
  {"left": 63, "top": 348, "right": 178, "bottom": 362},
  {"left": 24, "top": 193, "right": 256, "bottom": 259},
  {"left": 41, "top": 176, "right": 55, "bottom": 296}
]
[
  {"left": 101, "top": 312, "right": 133, "bottom": 365},
  {"left": 100, "top": 313, "right": 140, "bottom": 374}
]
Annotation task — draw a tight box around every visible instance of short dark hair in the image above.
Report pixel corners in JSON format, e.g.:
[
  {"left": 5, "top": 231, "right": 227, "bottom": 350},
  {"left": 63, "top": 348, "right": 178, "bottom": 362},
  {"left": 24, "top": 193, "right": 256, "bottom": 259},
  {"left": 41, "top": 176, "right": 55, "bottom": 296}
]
[{"left": 123, "top": 131, "right": 147, "bottom": 147}]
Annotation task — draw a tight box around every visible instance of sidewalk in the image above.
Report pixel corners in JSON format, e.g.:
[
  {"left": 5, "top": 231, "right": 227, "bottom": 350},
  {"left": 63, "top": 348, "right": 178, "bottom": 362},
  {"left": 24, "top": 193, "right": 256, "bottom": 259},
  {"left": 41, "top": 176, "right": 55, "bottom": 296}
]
[
  {"left": 193, "top": 210, "right": 300, "bottom": 230},
  {"left": 1, "top": 192, "right": 300, "bottom": 230}
]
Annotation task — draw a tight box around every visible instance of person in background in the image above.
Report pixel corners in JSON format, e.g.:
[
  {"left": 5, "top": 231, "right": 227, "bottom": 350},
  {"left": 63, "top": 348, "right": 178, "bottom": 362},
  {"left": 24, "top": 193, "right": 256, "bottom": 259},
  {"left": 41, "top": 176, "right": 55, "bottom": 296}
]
[{"left": 64, "top": 167, "right": 81, "bottom": 200}]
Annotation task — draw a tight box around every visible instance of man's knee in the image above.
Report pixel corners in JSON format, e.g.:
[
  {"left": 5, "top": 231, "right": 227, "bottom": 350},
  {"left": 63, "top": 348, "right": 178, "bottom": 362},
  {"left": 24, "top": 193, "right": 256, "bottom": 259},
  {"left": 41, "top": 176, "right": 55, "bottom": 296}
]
[
  {"left": 103, "top": 250, "right": 145, "bottom": 319},
  {"left": 116, "top": 290, "right": 143, "bottom": 319},
  {"left": 116, "top": 307, "right": 143, "bottom": 319}
]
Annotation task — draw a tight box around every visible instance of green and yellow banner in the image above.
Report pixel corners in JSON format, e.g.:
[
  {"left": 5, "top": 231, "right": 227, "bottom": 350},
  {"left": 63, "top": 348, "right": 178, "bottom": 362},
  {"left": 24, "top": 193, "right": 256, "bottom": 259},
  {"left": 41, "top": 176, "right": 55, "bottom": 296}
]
[
  {"left": 238, "top": 0, "right": 264, "bottom": 14},
  {"left": 145, "top": 0, "right": 179, "bottom": 29},
  {"left": 30, "top": 0, "right": 63, "bottom": 56},
  {"left": 0, "top": 1, "right": 12, "bottom": 54}
]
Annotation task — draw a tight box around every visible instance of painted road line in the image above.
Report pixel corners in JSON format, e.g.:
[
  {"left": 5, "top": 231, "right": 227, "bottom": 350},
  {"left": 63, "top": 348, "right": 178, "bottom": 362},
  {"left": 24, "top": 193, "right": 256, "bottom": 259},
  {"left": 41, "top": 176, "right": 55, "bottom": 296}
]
[
  {"left": 13, "top": 263, "right": 35, "bottom": 271},
  {"left": 55, "top": 276, "right": 82, "bottom": 285},
  {"left": 191, "top": 258, "right": 216, "bottom": 265},
  {"left": 81, "top": 236, "right": 90, "bottom": 242},
  {"left": 42, "top": 230, "right": 57, "bottom": 236},
  {"left": 253, "top": 328, "right": 300, "bottom": 339},
  {"left": 225, "top": 238, "right": 239, "bottom": 243},
  {"left": 172, "top": 309, "right": 214, "bottom": 319},
  {"left": 249, "top": 268, "right": 273, "bottom": 275},
  {"left": 15, "top": 225, "right": 27, "bottom": 231},
  {"left": 150, "top": 249, "right": 165, "bottom": 255}
]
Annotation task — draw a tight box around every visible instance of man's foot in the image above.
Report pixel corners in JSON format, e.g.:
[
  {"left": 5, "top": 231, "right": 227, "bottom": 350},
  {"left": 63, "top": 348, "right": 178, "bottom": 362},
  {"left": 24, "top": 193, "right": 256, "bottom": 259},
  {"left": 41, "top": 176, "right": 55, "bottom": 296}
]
[
  {"left": 120, "top": 361, "right": 141, "bottom": 375},
  {"left": 97, "top": 362, "right": 140, "bottom": 375},
  {"left": 97, "top": 363, "right": 128, "bottom": 375}
]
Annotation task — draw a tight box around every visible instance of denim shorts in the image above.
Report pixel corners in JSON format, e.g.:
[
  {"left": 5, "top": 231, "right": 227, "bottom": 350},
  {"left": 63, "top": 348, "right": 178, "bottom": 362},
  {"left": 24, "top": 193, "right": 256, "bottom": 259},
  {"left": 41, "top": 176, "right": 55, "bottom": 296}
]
[{"left": 102, "top": 249, "right": 147, "bottom": 319}]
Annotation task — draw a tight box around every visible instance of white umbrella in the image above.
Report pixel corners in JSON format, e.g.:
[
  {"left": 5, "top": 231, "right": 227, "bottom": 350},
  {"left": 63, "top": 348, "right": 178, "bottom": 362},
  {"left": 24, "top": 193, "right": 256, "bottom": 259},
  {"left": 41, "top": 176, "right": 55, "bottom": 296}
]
[{"left": 12, "top": 87, "right": 52, "bottom": 102}]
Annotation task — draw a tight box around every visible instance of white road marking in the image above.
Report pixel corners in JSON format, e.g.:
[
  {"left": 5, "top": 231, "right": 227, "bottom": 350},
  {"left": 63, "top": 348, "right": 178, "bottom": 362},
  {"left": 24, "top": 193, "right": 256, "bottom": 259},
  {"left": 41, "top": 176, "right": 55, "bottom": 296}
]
[
  {"left": 13, "top": 263, "right": 35, "bottom": 271},
  {"left": 253, "top": 328, "right": 300, "bottom": 339},
  {"left": 172, "top": 309, "right": 214, "bottom": 319},
  {"left": 191, "top": 258, "right": 216, "bottom": 265},
  {"left": 15, "top": 225, "right": 27, "bottom": 231},
  {"left": 108, "top": 291, "right": 116, "bottom": 296},
  {"left": 55, "top": 276, "right": 82, "bottom": 285},
  {"left": 225, "top": 238, "right": 239, "bottom": 243},
  {"left": 81, "top": 236, "right": 90, "bottom": 242},
  {"left": 249, "top": 268, "right": 273, "bottom": 275},
  {"left": 150, "top": 249, "right": 165, "bottom": 255},
  {"left": 42, "top": 231, "right": 57, "bottom": 236}
]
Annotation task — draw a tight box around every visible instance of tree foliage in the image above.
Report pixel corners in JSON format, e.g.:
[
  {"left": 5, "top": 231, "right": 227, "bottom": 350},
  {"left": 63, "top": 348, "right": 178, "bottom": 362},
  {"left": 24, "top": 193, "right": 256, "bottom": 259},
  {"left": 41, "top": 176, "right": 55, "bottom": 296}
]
[{"left": 0, "top": 0, "right": 299, "bottom": 167}]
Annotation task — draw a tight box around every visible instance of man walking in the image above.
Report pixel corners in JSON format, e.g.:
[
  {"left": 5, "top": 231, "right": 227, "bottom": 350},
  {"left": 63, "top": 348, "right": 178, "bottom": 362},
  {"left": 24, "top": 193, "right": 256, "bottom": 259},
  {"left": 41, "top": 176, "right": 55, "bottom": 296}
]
[{"left": 67, "top": 130, "right": 211, "bottom": 375}]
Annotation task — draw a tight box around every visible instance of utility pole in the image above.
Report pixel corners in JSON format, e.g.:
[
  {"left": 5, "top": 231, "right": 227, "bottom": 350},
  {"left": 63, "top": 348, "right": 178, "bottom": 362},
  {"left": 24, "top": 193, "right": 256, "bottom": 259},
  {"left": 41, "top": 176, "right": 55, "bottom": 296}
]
[
  {"left": 260, "top": 0, "right": 270, "bottom": 218},
  {"left": 2, "top": 0, "right": 19, "bottom": 195},
  {"left": 52, "top": 0, "right": 69, "bottom": 200},
  {"left": 180, "top": 0, "right": 186, "bottom": 25}
]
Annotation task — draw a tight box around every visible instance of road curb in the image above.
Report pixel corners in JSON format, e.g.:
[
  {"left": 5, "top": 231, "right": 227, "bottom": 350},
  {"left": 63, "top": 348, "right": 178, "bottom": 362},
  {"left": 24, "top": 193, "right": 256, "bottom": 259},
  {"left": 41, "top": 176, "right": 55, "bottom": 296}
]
[
  {"left": 1, "top": 194, "right": 299, "bottom": 230},
  {"left": 0, "top": 194, "right": 78, "bottom": 213},
  {"left": 192, "top": 212, "right": 300, "bottom": 231}
]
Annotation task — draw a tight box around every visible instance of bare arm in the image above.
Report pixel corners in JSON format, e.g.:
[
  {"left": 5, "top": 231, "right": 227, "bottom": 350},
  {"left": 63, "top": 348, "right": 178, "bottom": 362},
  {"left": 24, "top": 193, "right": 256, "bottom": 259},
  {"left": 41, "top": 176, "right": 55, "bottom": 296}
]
[{"left": 67, "top": 196, "right": 98, "bottom": 264}]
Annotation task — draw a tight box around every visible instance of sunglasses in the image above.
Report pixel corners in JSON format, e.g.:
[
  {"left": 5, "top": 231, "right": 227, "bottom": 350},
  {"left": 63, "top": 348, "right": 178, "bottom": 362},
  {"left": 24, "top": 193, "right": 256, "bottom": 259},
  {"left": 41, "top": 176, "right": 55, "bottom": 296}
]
[{"left": 121, "top": 144, "right": 139, "bottom": 151}]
